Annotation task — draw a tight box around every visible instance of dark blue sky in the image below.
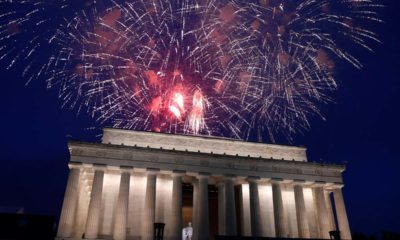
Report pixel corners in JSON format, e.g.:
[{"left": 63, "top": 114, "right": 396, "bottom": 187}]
[{"left": 0, "top": 0, "right": 399, "bottom": 237}]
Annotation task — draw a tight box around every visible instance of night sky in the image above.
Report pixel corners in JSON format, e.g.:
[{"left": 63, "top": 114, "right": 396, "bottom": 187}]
[{"left": 1, "top": 0, "right": 399, "bottom": 238}]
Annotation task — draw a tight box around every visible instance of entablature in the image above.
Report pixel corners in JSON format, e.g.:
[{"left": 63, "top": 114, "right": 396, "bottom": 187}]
[{"left": 68, "top": 141, "right": 344, "bottom": 184}]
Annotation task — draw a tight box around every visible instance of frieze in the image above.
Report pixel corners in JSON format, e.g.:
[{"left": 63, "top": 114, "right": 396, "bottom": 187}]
[
  {"left": 122, "top": 152, "right": 133, "bottom": 160},
  {"left": 175, "top": 157, "right": 184, "bottom": 164},
  {"left": 95, "top": 150, "right": 106, "bottom": 158},
  {"left": 226, "top": 162, "right": 235, "bottom": 169},
  {"left": 315, "top": 169, "right": 323, "bottom": 176},
  {"left": 70, "top": 148, "right": 83, "bottom": 155},
  {"left": 250, "top": 165, "right": 259, "bottom": 171},
  {"left": 149, "top": 156, "right": 159, "bottom": 162},
  {"left": 200, "top": 160, "right": 210, "bottom": 167},
  {"left": 285, "top": 168, "right": 298, "bottom": 174}
]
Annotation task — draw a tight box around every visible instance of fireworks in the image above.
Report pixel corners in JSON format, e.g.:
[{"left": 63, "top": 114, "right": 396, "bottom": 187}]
[{"left": 0, "top": 0, "right": 382, "bottom": 142}]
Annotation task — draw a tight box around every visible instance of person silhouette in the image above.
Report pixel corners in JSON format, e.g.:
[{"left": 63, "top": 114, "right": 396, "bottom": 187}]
[{"left": 182, "top": 222, "right": 193, "bottom": 240}]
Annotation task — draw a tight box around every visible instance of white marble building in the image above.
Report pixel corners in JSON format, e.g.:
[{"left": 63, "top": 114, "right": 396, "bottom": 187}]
[{"left": 55, "top": 128, "right": 352, "bottom": 240}]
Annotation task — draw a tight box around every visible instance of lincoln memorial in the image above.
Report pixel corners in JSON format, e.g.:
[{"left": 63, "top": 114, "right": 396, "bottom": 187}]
[{"left": 55, "top": 128, "right": 352, "bottom": 240}]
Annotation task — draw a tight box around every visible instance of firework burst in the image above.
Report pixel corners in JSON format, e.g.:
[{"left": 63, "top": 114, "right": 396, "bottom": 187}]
[{"left": 0, "top": 0, "right": 382, "bottom": 142}]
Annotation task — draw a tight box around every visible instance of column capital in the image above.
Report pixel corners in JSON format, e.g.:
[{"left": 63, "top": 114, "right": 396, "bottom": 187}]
[
  {"left": 270, "top": 177, "right": 284, "bottom": 184},
  {"left": 292, "top": 179, "right": 306, "bottom": 186},
  {"left": 223, "top": 174, "right": 237, "bottom": 179},
  {"left": 331, "top": 182, "right": 345, "bottom": 189},
  {"left": 92, "top": 163, "right": 107, "bottom": 171},
  {"left": 325, "top": 183, "right": 344, "bottom": 191},
  {"left": 197, "top": 172, "right": 211, "bottom": 179},
  {"left": 247, "top": 176, "right": 261, "bottom": 182},
  {"left": 172, "top": 170, "right": 186, "bottom": 177},
  {"left": 119, "top": 165, "right": 133, "bottom": 173},
  {"left": 216, "top": 178, "right": 225, "bottom": 185},
  {"left": 146, "top": 168, "right": 160, "bottom": 175},
  {"left": 68, "top": 162, "right": 82, "bottom": 170},
  {"left": 311, "top": 180, "right": 327, "bottom": 188},
  {"left": 215, "top": 175, "right": 236, "bottom": 185}
]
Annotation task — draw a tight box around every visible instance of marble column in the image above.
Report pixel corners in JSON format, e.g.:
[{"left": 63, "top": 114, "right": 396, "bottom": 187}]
[
  {"left": 325, "top": 190, "right": 336, "bottom": 232},
  {"left": 74, "top": 174, "right": 91, "bottom": 240},
  {"left": 238, "top": 184, "right": 251, "bottom": 236},
  {"left": 272, "top": 179, "right": 287, "bottom": 238},
  {"left": 248, "top": 176, "right": 262, "bottom": 237},
  {"left": 170, "top": 170, "right": 184, "bottom": 240},
  {"left": 217, "top": 181, "right": 226, "bottom": 235},
  {"left": 333, "top": 186, "right": 352, "bottom": 240},
  {"left": 142, "top": 169, "right": 158, "bottom": 240},
  {"left": 313, "top": 183, "right": 330, "bottom": 239},
  {"left": 293, "top": 181, "right": 310, "bottom": 239},
  {"left": 192, "top": 179, "right": 199, "bottom": 240},
  {"left": 84, "top": 165, "right": 105, "bottom": 239},
  {"left": 57, "top": 163, "right": 81, "bottom": 238},
  {"left": 113, "top": 167, "right": 132, "bottom": 240},
  {"left": 224, "top": 175, "right": 237, "bottom": 236},
  {"left": 197, "top": 173, "right": 209, "bottom": 240}
]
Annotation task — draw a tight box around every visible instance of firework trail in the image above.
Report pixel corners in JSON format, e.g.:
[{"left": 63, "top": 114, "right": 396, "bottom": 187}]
[{"left": 0, "top": 0, "right": 382, "bottom": 142}]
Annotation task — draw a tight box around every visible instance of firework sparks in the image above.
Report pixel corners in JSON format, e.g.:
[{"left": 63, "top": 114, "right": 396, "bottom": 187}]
[
  {"left": 169, "top": 92, "right": 185, "bottom": 120},
  {"left": 0, "top": 0, "right": 383, "bottom": 142},
  {"left": 189, "top": 90, "right": 205, "bottom": 134}
]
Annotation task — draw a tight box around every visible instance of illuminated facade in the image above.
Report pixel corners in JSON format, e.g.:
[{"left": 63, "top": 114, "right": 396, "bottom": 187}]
[{"left": 55, "top": 128, "right": 351, "bottom": 240}]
